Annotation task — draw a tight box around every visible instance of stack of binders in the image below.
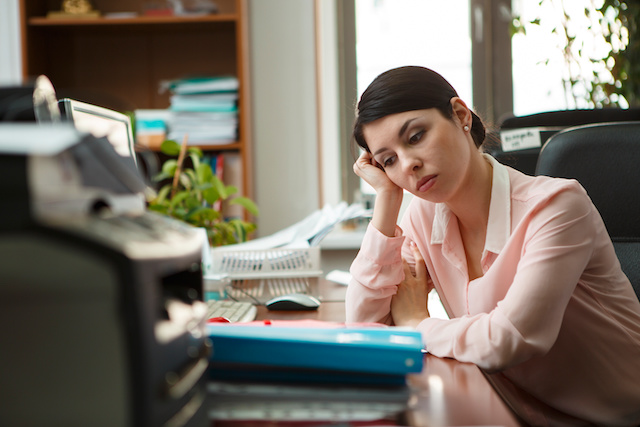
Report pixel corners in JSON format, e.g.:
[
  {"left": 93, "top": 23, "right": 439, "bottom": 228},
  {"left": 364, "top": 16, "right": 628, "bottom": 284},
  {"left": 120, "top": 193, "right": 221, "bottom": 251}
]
[
  {"left": 206, "top": 322, "right": 424, "bottom": 386},
  {"left": 166, "top": 76, "right": 239, "bottom": 145}
]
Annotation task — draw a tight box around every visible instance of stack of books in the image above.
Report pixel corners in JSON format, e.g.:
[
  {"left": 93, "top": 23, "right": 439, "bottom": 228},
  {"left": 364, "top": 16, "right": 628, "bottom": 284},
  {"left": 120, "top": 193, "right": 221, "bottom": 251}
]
[{"left": 166, "top": 76, "right": 239, "bottom": 145}]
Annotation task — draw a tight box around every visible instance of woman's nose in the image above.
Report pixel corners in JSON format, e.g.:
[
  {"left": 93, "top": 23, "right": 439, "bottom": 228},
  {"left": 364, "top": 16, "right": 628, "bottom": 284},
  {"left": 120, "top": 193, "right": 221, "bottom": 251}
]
[{"left": 401, "top": 154, "right": 422, "bottom": 173}]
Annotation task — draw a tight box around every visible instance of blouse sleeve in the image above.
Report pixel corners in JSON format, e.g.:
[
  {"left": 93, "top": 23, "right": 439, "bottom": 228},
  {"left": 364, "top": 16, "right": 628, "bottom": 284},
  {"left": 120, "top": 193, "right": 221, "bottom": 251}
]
[
  {"left": 345, "top": 223, "right": 406, "bottom": 324},
  {"left": 418, "top": 184, "right": 599, "bottom": 371}
]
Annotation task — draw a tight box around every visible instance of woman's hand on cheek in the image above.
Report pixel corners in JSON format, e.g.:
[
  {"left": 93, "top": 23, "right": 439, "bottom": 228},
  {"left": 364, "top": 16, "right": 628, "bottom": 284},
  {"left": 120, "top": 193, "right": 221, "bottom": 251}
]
[
  {"left": 391, "top": 243, "right": 430, "bottom": 328},
  {"left": 355, "top": 150, "right": 404, "bottom": 237},
  {"left": 353, "top": 151, "right": 401, "bottom": 196}
]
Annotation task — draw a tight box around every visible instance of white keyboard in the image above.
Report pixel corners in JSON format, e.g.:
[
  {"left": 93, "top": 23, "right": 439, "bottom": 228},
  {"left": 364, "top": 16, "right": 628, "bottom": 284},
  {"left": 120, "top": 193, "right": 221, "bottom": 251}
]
[{"left": 207, "top": 300, "right": 257, "bottom": 323}]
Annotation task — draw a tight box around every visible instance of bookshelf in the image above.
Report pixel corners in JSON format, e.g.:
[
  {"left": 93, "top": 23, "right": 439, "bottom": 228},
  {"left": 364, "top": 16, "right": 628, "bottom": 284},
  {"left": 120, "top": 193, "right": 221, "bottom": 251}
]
[{"left": 18, "top": 0, "right": 253, "bottom": 203}]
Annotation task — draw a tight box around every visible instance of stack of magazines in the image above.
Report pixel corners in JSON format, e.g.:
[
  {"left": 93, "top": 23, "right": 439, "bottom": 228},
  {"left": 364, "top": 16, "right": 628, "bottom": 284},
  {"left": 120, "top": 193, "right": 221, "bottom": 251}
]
[{"left": 165, "top": 76, "right": 239, "bottom": 145}]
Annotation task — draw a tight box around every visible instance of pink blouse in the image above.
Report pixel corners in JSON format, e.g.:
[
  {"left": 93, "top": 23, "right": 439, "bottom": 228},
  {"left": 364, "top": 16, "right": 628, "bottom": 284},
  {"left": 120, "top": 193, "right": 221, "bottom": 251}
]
[{"left": 347, "top": 155, "right": 640, "bottom": 425}]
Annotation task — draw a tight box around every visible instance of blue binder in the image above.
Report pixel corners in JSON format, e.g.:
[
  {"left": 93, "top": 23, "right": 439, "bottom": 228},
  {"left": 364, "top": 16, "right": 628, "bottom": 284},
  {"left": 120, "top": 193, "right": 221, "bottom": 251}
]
[{"left": 207, "top": 324, "right": 424, "bottom": 385}]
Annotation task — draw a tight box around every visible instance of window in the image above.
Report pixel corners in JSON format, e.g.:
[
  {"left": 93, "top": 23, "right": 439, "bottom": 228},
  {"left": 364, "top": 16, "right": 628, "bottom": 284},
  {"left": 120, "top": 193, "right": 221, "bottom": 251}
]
[
  {"left": 337, "top": 0, "right": 624, "bottom": 203},
  {"left": 342, "top": 0, "right": 477, "bottom": 199},
  {"left": 511, "top": 0, "right": 630, "bottom": 114},
  {"left": 355, "top": 0, "right": 473, "bottom": 104},
  {"left": 354, "top": 0, "right": 472, "bottom": 196}
]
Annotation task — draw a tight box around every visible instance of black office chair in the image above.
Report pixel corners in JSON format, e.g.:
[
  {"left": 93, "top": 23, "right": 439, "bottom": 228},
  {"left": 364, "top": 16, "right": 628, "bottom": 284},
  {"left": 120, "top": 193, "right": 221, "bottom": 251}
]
[
  {"left": 535, "top": 121, "right": 640, "bottom": 300},
  {"left": 488, "top": 108, "right": 640, "bottom": 175}
]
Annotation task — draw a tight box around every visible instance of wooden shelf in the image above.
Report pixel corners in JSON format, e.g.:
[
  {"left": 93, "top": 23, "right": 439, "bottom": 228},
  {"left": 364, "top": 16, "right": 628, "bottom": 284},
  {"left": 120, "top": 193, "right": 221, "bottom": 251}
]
[
  {"left": 144, "top": 142, "right": 243, "bottom": 153},
  {"left": 19, "top": 0, "right": 253, "bottom": 207},
  {"left": 28, "top": 13, "right": 239, "bottom": 26}
]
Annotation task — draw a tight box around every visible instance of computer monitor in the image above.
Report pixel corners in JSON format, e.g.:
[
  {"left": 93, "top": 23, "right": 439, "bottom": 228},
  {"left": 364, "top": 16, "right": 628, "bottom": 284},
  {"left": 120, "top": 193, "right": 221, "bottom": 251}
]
[{"left": 58, "top": 98, "right": 137, "bottom": 168}]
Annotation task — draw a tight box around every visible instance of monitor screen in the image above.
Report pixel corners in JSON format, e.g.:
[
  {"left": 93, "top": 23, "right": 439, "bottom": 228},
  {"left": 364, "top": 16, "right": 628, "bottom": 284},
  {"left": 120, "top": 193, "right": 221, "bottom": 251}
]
[{"left": 58, "top": 98, "right": 137, "bottom": 168}]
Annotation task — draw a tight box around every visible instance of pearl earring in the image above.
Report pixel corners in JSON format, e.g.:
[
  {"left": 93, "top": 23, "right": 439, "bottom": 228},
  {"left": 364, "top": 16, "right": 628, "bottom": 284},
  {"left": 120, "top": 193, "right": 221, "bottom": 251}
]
[{"left": 463, "top": 125, "right": 470, "bottom": 132}]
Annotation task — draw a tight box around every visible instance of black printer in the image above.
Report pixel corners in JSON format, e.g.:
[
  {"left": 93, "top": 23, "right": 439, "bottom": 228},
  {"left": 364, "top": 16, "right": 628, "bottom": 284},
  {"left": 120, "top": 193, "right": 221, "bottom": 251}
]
[{"left": 0, "top": 124, "right": 209, "bottom": 426}]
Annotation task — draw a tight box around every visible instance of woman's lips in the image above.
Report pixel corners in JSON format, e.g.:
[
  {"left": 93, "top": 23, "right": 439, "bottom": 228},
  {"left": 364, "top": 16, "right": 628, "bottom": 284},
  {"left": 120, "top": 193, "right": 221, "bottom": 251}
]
[{"left": 416, "top": 175, "right": 436, "bottom": 193}]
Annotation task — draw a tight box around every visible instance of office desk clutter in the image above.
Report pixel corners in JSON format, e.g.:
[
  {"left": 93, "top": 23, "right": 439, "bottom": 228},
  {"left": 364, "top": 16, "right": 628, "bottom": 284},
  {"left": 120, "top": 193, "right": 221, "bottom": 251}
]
[
  {"left": 0, "top": 118, "right": 523, "bottom": 426},
  {"left": 203, "top": 202, "right": 369, "bottom": 312},
  {"left": 0, "top": 124, "right": 209, "bottom": 426}
]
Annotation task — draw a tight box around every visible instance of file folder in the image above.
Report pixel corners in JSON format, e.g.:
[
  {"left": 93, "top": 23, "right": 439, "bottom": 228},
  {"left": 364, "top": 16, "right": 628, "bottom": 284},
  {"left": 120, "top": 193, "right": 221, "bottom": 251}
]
[{"left": 207, "top": 324, "right": 424, "bottom": 385}]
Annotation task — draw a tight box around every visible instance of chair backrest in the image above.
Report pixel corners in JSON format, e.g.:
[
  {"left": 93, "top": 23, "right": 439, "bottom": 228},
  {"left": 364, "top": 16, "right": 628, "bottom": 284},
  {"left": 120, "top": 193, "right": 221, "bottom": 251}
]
[
  {"left": 535, "top": 121, "right": 640, "bottom": 300},
  {"left": 488, "top": 108, "right": 640, "bottom": 176}
]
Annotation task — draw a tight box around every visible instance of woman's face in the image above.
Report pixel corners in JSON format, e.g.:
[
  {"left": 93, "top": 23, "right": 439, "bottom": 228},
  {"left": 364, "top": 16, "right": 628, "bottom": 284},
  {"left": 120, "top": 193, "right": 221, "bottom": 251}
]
[{"left": 362, "top": 104, "right": 474, "bottom": 203}]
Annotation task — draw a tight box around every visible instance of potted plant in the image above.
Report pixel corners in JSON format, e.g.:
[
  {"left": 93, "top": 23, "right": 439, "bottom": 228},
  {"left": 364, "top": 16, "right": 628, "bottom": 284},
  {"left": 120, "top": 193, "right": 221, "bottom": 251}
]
[{"left": 147, "top": 138, "right": 258, "bottom": 246}]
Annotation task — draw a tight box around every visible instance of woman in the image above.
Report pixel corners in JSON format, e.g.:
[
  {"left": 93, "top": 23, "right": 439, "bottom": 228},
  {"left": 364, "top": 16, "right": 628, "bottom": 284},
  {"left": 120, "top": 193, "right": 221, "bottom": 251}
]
[{"left": 347, "top": 66, "right": 640, "bottom": 425}]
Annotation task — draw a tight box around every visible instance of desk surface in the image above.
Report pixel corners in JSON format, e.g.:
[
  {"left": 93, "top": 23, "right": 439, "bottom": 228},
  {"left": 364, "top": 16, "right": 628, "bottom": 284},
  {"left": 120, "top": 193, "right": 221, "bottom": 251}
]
[{"left": 213, "top": 278, "right": 522, "bottom": 426}]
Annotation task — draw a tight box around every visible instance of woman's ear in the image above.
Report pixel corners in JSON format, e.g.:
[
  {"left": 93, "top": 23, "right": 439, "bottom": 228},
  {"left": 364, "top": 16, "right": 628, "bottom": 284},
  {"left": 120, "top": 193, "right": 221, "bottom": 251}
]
[{"left": 450, "top": 97, "right": 472, "bottom": 129}]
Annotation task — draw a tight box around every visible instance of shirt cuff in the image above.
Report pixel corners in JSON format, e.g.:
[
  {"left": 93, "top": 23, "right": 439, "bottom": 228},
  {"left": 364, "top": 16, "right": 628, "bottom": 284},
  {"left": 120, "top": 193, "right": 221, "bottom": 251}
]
[{"left": 359, "top": 222, "right": 405, "bottom": 264}]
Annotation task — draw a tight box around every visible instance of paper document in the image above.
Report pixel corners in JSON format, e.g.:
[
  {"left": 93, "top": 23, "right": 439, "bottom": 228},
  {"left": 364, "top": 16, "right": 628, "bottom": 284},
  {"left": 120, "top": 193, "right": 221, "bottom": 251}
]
[
  {"left": 215, "top": 202, "right": 370, "bottom": 252},
  {"left": 326, "top": 269, "right": 352, "bottom": 286}
]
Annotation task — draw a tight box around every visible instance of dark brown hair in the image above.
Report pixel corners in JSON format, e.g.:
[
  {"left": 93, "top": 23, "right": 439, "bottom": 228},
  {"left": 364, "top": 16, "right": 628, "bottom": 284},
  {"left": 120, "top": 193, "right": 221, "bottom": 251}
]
[{"left": 353, "top": 66, "right": 486, "bottom": 151}]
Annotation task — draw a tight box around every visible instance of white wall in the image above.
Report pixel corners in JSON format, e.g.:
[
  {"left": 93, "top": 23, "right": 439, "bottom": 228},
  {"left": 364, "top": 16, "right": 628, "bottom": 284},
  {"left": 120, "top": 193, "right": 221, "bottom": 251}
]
[
  {"left": 0, "top": 0, "right": 22, "bottom": 84},
  {"left": 248, "top": 0, "right": 321, "bottom": 236},
  {"left": 316, "top": 0, "right": 343, "bottom": 208}
]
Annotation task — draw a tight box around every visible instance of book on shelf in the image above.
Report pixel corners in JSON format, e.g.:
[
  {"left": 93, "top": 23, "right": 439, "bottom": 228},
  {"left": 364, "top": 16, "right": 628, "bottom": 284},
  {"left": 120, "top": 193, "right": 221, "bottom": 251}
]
[
  {"left": 221, "top": 152, "right": 243, "bottom": 218},
  {"left": 203, "top": 153, "right": 226, "bottom": 211},
  {"left": 166, "top": 76, "right": 239, "bottom": 95},
  {"left": 166, "top": 129, "right": 237, "bottom": 145},
  {"left": 164, "top": 75, "right": 240, "bottom": 145},
  {"left": 200, "top": 152, "right": 243, "bottom": 218},
  {"left": 134, "top": 109, "right": 171, "bottom": 149},
  {"left": 169, "top": 93, "right": 238, "bottom": 112}
]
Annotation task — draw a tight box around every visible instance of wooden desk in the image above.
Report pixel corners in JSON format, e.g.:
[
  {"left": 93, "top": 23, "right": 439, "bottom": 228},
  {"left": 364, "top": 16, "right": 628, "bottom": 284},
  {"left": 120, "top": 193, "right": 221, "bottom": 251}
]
[
  {"left": 253, "top": 277, "right": 348, "bottom": 322},
  {"left": 216, "top": 278, "right": 522, "bottom": 426},
  {"left": 406, "top": 356, "right": 521, "bottom": 426}
]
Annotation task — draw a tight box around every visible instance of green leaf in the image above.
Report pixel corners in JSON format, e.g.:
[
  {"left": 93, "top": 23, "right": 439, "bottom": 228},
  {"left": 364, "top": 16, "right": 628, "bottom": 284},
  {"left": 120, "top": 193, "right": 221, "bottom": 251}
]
[
  {"left": 185, "top": 194, "right": 202, "bottom": 210},
  {"left": 186, "top": 206, "right": 220, "bottom": 223},
  {"left": 197, "top": 162, "right": 214, "bottom": 184},
  {"left": 160, "top": 139, "right": 181, "bottom": 156},
  {"left": 229, "top": 196, "right": 260, "bottom": 216},
  {"left": 203, "top": 186, "right": 221, "bottom": 205},
  {"left": 232, "top": 220, "right": 246, "bottom": 242},
  {"left": 162, "top": 159, "right": 178, "bottom": 176},
  {"left": 225, "top": 185, "right": 239, "bottom": 197},
  {"left": 184, "top": 169, "right": 198, "bottom": 187},
  {"left": 187, "top": 146, "right": 204, "bottom": 158},
  {"left": 169, "top": 191, "right": 190, "bottom": 209},
  {"left": 153, "top": 184, "right": 172, "bottom": 204},
  {"left": 179, "top": 172, "right": 193, "bottom": 190},
  {"left": 212, "top": 175, "right": 228, "bottom": 199},
  {"left": 152, "top": 171, "right": 173, "bottom": 182},
  {"left": 147, "top": 204, "right": 168, "bottom": 214},
  {"left": 172, "top": 206, "right": 189, "bottom": 219}
]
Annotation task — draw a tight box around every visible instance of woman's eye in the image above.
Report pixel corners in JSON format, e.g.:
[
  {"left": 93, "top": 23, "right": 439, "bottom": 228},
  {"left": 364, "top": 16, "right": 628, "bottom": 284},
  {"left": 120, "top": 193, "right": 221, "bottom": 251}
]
[
  {"left": 409, "top": 130, "right": 425, "bottom": 144},
  {"left": 383, "top": 156, "right": 396, "bottom": 167}
]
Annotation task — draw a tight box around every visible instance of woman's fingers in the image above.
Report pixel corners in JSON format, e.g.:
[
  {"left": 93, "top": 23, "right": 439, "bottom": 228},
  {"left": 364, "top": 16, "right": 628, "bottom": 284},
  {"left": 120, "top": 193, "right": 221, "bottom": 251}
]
[
  {"left": 410, "top": 241, "right": 427, "bottom": 282},
  {"left": 353, "top": 150, "right": 375, "bottom": 177}
]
